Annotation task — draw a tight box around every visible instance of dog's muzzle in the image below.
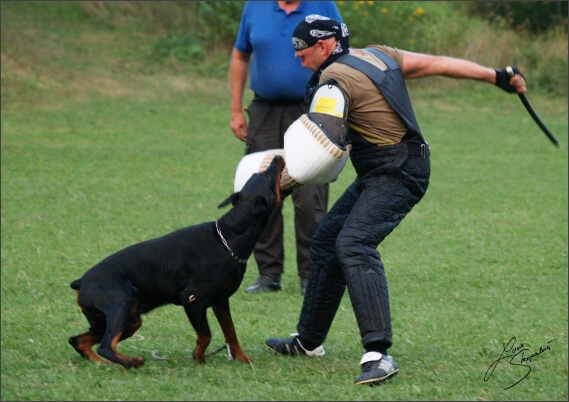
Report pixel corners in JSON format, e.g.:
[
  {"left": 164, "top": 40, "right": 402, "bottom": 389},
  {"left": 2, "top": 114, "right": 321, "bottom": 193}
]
[{"left": 233, "top": 150, "right": 297, "bottom": 193}]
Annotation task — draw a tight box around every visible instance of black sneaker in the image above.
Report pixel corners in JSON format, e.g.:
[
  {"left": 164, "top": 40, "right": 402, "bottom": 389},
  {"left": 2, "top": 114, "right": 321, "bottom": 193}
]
[
  {"left": 245, "top": 274, "right": 281, "bottom": 293},
  {"left": 265, "top": 333, "right": 325, "bottom": 356},
  {"left": 354, "top": 352, "right": 399, "bottom": 385}
]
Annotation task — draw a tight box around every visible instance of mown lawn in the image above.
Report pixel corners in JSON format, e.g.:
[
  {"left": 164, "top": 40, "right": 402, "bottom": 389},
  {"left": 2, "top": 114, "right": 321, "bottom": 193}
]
[
  {"left": 2, "top": 81, "right": 567, "bottom": 400},
  {"left": 1, "top": 2, "right": 567, "bottom": 400}
]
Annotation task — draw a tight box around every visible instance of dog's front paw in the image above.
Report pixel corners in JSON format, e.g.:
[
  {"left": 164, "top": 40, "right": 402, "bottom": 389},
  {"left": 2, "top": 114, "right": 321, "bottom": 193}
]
[
  {"left": 192, "top": 350, "right": 206, "bottom": 364},
  {"left": 231, "top": 349, "right": 253, "bottom": 364},
  {"left": 236, "top": 354, "right": 253, "bottom": 364}
]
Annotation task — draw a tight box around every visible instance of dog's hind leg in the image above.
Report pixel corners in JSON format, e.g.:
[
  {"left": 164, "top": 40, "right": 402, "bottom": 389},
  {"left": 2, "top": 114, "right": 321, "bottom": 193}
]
[
  {"left": 95, "top": 290, "right": 145, "bottom": 368},
  {"left": 183, "top": 305, "right": 212, "bottom": 364},
  {"left": 69, "top": 291, "right": 106, "bottom": 363},
  {"left": 212, "top": 298, "right": 252, "bottom": 364},
  {"left": 71, "top": 310, "right": 142, "bottom": 366},
  {"left": 121, "top": 313, "right": 143, "bottom": 341},
  {"left": 97, "top": 329, "right": 145, "bottom": 369},
  {"left": 69, "top": 332, "right": 105, "bottom": 363}
]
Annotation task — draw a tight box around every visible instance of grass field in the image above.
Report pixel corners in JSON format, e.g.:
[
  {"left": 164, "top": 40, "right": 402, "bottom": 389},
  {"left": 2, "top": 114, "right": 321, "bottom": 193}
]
[{"left": 2, "top": 2, "right": 568, "bottom": 401}]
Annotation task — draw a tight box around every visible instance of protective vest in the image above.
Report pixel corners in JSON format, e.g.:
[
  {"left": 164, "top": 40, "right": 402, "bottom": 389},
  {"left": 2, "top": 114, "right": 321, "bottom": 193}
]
[
  {"left": 336, "top": 48, "right": 425, "bottom": 144},
  {"left": 334, "top": 48, "right": 428, "bottom": 178}
]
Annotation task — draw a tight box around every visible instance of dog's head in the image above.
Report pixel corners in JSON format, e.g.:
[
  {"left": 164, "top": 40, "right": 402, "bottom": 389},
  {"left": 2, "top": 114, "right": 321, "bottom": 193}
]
[{"left": 219, "top": 155, "right": 285, "bottom": 215}]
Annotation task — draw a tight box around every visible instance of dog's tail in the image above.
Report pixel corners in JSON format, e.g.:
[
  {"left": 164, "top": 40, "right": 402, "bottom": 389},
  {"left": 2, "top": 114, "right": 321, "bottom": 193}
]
[{"left": 70, "top": 279, "right": 81, "bottom": 290}]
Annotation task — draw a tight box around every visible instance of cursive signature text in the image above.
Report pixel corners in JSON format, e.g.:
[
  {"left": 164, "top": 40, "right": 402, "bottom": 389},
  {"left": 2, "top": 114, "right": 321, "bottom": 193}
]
[{"left": 484, "top": 336, "right": 557, "bottom": 390}]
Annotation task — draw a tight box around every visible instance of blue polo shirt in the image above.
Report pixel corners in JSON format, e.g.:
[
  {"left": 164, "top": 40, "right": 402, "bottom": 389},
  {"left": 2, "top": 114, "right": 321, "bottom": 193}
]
[{"left": 234, "top": 1, "right": 342, "bottom": 101}]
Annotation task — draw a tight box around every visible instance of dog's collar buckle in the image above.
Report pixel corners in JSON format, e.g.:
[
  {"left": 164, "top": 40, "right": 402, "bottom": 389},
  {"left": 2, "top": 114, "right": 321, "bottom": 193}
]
[{"left": 215, "top": 221, "right": 248, "bottom": 265}]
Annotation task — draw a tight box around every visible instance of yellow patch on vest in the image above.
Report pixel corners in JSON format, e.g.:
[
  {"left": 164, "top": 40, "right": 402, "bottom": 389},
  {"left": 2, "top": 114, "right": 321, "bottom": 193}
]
[{"left": 314, "top": 97, "right": 342, "bottom": 117}]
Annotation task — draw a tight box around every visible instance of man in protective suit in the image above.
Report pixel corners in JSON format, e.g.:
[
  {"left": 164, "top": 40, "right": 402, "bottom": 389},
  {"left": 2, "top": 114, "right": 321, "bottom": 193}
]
[{"left": 265, "top": 15, "right": 527, "bottom": 386}]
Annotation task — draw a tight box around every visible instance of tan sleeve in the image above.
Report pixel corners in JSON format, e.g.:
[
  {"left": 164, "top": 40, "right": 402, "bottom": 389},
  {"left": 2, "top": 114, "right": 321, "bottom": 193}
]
[{"left": 318, "top": 46, "right": 408, "bottom": 146}]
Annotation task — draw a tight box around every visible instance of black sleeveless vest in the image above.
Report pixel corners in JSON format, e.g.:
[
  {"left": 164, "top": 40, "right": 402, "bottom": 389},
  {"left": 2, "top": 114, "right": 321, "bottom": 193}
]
[
  {"left": 333, "top": 48, "right": 428, "bottom": 178},
  {"left": 336, "top": 47, "right": 425, "bottom": 144}
]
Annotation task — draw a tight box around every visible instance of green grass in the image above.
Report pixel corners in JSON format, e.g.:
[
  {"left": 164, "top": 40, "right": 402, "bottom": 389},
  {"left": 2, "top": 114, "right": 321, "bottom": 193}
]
[{"left": 2, "top": 2, "right": 568, "bottom": 401}]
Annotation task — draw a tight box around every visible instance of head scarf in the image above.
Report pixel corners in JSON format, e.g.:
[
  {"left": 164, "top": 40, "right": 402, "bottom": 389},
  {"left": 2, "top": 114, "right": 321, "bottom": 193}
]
[
  {"left": 292, "top": 15, "right": 350, "bottom": 101},
  {"left": 292, "top": 14, "right": 343, "bottom": 50}
]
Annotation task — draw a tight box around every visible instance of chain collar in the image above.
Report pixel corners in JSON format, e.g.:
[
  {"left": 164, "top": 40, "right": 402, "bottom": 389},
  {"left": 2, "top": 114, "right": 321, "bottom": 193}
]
[{"left": 215, "top": 221, "right": 248, "bottom": 265}]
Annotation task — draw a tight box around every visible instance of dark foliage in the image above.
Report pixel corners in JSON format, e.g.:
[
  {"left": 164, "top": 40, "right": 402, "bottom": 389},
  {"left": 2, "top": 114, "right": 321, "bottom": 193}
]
[{"left": 468, "top": 1, "right": 568, "bottom": 35}]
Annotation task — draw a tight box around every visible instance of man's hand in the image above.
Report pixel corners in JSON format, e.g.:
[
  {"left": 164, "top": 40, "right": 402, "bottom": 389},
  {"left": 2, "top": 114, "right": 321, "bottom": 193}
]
[
  {"left": 230, "top": 111, "right": 248, "bottom": 142},
  {"left": 495, "top": 67, "right": 527, "bottom": 94}
]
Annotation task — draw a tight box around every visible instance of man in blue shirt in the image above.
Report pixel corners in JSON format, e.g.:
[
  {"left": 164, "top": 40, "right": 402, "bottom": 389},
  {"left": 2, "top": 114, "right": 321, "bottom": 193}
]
[{"left": 229, "top": 1, "right": 342, "bottom": 295}]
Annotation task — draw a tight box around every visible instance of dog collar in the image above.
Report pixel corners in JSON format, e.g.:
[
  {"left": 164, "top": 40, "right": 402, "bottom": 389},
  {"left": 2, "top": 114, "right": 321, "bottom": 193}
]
[{"left": 215, "top": 221, "right": 248, "bottom": 265}]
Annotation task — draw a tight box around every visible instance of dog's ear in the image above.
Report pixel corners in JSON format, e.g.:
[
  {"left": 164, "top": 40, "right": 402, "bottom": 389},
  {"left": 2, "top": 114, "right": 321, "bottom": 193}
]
[
  {"left": 250, "top": 194, "right": 269, "bottom": 216},
  {"left": 218, "top": 192, "right": 240, "bottom": 209}
]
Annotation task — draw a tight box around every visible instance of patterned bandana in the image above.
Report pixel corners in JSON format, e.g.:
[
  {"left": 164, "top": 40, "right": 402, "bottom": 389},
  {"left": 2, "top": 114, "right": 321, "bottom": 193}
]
[
  {"left": 292, "top": 15, "right": 351, "bottom": 102},
  {"left": 292, "top": 14, "right": 348, "bottom": 52}
]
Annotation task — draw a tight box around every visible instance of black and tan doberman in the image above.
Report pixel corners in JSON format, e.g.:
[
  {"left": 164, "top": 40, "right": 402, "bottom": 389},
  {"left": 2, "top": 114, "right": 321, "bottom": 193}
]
[{"left": 69, "top": 156, "right": 285, "bottom": 368}]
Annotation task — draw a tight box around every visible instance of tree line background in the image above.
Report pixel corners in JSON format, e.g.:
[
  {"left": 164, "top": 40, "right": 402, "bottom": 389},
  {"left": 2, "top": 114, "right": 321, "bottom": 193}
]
[
  {"left": 3, "top": 1, "right": 568, "bottom": 95},
  {"left": 76, "top": 1, "right": 568, "bottom": 95}
]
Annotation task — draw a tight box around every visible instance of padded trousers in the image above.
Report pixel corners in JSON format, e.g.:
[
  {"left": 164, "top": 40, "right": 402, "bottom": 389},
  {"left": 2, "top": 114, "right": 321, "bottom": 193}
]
[{"left": 297, "top": 151, "right": 430, "bottom": 349}]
